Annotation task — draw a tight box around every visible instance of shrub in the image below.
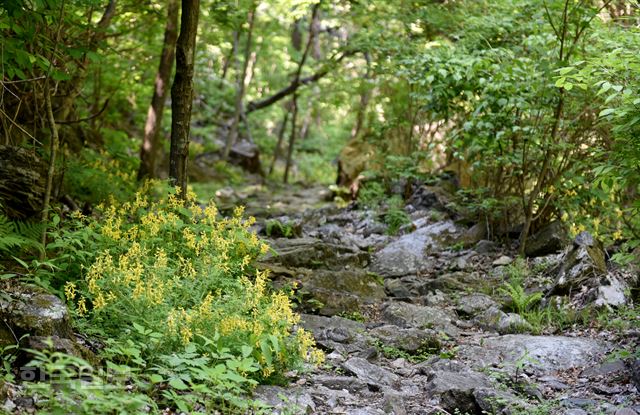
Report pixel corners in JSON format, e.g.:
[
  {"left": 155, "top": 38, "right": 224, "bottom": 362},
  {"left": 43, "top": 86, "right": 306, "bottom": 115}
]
[{"left": 63, "top": 187, "right": 322, "bottom": 382}]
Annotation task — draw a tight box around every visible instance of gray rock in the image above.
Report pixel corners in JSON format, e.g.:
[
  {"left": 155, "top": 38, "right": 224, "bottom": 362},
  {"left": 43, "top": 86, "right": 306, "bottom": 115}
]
[
  {"left": 456, "top": 293, "right": 499, "bottom": 317},
  {"left": 312, "top": 375, "right": 368, "bottom": 393},
  {"left": 552, "top": 231, "right": 607, "bottom": 295},
  {"left": 370, "top": 325, "right": 441, "bottom": 354},
  {"left": 299, "top": 269, "right": 386, "bottom": 316},
  {"left": 370, "top": 221, "right": 461, "bottom": 278},
  {"left": 253, "top": 385, "right": 315, "bottom": 414},
  {"left": 595, "top": 274, "right": 628, "bottom": 307},
  {"left": 458, "top": 335, "right": 608, "bottom": 373},
  {"left": 0, "top": 286, "right": 73, "bottom": 346},
  {"left": 581, "top": 359, "right": 627, "bottom": 378},
  {"left": 407, "top": 185, "right": 451, "bottom": 211},
  {"left": 264, "top": 237, "right": 369, "bottom": 270},
  {"left": 473, "top": 306, "right": 533, "bottom": 334},
  {"left": 493, "top": 255, "right": 513, "bottom": 266},
  {"left": 384, "top": 279, "right": 413, "bottom": 298},
  {"left": 343, "top": 357, "right": 400, "bottom": 388},
  {"left": 382, "top": 390, "right": 406, "bottom": 415},
  {"left": 473, "top": 387, "right": 531, "bottom": 414},
  {"left": 525, "top": 221, "right": 569, "bottom": 257},
  {"left": 380, "top": 301, "right": 459, "bottom": 337},
  {"left": 563, "top": 410, "right": 589, "bottom": 415},
  {"left": 425, "top": 370, "right": 492, "bottom": 414},
  {"left": 300, "top": 314, "right": 366, "bottom": 346},
  {"left": 475, "top": 240, "right": 497, "bottom": 254},
  {"left": 615, "top": 409, "right": 639, "bottom": 415}
]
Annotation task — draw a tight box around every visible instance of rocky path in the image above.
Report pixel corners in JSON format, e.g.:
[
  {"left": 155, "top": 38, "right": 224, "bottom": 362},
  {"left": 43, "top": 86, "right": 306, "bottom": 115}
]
[{"left": 222, "top": 183, "right": 640, "bottom": 415}]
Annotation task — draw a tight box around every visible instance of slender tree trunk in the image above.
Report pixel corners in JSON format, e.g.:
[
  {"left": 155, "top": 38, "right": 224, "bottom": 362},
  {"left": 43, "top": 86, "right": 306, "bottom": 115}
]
[
  {"left": 169, "top": 0, "right": 199, "bottom": 198},
  {"left": 138, "top": 0, "right": 179, "bottom": 180},
  {"left": 351, "top": 52, "right": 372, "bottom": 140},
  {"left": 284, "top": 94, "right": 299, "bottom": 184},
  {"left": 283, "top": 2, "right": 321, "bottom": 183},
  {"left": 223, "top": 5, "right": 256, "bottom": 160},
  {"left": 269, "top": 108, "right": 290, "bottom": 176}
]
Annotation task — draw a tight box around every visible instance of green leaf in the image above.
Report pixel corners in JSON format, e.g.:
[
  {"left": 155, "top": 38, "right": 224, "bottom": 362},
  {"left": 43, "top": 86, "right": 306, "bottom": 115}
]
[
  {"left": 599, "top": 108, "right": 615, "bottom": 117},
  {"left": 168, "top": 378, "right": 189, "bottom": 390},
  {"left": 149, "top": 374, "right": 163, "bottom": 383}
]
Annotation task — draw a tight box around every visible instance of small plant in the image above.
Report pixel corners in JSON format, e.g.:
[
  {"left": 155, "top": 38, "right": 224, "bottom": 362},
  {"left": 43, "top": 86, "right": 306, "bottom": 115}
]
[
  {"left": 338, "top": 310, "right": 366, "bottom": 323},
  {"left": 265, "top": 219, "right": 296, "bottom": 238},
  {"left": 383, "top": 196, "right": 411, "bottom": 235}
]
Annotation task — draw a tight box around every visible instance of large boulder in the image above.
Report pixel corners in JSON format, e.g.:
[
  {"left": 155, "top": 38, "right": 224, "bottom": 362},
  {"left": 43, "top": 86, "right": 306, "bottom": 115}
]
[{"left": 369, "top": 221, "right": 461, "bottom": 278}]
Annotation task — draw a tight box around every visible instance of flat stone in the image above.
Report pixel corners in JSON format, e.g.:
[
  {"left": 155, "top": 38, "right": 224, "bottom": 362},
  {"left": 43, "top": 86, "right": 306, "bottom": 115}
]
[
  {"left": 370, "top": 325, "right": 441, "bottom": 354},
  {"left": 380, "top": 301, "right": 459, "bottom": 337},
  {"left": 343, "top": 357, "right": 400, "bottom": 388},
  {"left": 458, "top": 335, "right": 609, "bottom": 373},
  {"left": 493, "top": 255, "right": 513, "bottom": 266},
  {"left": 456, "top": 293, "right": 499, "bottom": 317},
  {"left": 370, "top": 221, "right": 461, "bottom": 277}
]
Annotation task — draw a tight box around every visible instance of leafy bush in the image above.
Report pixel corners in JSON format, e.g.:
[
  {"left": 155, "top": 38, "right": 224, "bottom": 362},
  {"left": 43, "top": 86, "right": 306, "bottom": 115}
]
[{"left": 60, "top": 187, "right": 322, "bottom": 384}]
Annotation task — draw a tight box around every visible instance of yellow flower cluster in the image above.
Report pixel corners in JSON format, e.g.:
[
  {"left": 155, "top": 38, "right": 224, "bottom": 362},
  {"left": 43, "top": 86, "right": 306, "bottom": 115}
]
[{"left": 80, "top": 187, "right": 321, "bottom": 375}]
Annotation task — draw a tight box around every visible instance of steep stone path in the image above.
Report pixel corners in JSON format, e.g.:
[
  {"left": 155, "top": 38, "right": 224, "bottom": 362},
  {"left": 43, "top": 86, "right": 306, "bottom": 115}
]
[{"left": 222, "top": 184, "right": 639, "bottom": 415}]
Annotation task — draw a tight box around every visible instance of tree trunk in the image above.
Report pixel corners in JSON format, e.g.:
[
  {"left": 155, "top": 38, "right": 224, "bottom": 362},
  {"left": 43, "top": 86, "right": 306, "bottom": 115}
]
[
  {"left": 283, "top": 3, "right": 321, "bottom": 183},
  {"left": 169, "top": 0, "right": 199, "bottom": 198},
  {"left": 223, "top": 5, "right": 256, "bottom": 160},
  {"left": 269, "top": 107, "right": 290, "bottom": 176},
  {"left": 138, "top": 0, "right": 179, "bottom": 181},
  {"left": 351, "top": 52, "right": 372, "bottom": 140}
]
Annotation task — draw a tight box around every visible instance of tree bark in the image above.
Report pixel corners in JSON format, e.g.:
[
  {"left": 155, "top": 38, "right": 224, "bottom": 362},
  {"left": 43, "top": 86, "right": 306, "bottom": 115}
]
[
  {"left": 269, "top": 108, "right": 290, "bottom": 176},
  {"left": 169, "top": 0, "right": 199, "bottom": 198},
  {"left": 223, "top": 4, "right": 257, "bottom": 160},
  {"left": 138, "top": 0, "right": 179, "bottom": 181}
]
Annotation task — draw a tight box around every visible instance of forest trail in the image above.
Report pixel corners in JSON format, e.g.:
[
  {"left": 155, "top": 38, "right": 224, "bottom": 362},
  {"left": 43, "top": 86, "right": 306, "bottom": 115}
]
[{"left": 218, "top": 183, "right": 640, "bottom": 415}]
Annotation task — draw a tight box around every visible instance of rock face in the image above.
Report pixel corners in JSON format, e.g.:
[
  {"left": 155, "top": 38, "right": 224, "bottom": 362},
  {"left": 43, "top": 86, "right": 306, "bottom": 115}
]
[
  {"left": 525, "top": 221, "right": 569, "bottom": 257},
  {"left": 458, "top": 335, "right": 609, "bottom": 373},
  {"left": 369, "top": 221, "right": 461, "bottom": 278},
  {"left": 0, "top": 286, "right": 73, "bottom": 346},
  {"left": 553, "top": 232, "right": 607, "bottom": 294},
  {"left": 548, "top": 232, "right": 631, "bottom": 308}
]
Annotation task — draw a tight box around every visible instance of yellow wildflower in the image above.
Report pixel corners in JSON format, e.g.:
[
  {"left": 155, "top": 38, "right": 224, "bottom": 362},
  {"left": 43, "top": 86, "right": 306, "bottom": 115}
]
[{"left": 64, "top": 282, "right": 77, "bottom": 301}]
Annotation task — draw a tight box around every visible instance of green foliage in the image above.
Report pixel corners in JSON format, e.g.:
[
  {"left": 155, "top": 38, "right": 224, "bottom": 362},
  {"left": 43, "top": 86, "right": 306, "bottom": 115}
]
[
  {"left": 383, "top": 196, "right": 411, "bottom": 235},
  {"left": 0, "top": 213, "right": 43, "bottom": 257},
  {"left": 58, "top": 189, "right": 322, "bottom": 383},
  {"left": 265, "top": 219, "right": 295, "bottom": 238}
]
